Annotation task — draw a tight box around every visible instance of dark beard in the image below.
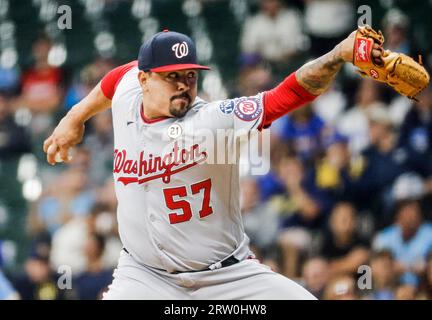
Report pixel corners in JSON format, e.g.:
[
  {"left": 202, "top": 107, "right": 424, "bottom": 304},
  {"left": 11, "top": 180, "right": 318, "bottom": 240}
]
[
  {"left": 169, "top": 93, "right": 192, "bottom": 118},
  {"left": 169, "top": 104, "right": 190, "bottom": 118}
]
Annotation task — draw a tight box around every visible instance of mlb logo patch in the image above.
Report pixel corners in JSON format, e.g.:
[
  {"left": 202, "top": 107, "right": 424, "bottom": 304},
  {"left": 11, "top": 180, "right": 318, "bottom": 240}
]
[
  {"left": 219, "top": 100, "right": 235, "bottom": 114},
  {"left": 234, "top": 97, "right": 262, "bottom": 121}
]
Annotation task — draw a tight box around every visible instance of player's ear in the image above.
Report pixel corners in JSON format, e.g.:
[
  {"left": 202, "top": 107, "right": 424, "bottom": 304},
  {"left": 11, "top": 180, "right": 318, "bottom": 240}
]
[{"left": 138, "top": 70, "right": 151, "bottom": 90}]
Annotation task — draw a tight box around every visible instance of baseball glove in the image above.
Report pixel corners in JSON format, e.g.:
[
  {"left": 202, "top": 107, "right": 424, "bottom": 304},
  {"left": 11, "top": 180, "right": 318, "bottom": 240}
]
[{"left": 353, "top": 25, "right": 430, "bottom": 100}]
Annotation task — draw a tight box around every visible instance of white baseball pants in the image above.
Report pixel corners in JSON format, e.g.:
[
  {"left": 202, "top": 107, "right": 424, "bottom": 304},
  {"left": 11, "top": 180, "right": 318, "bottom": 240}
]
[{"left": 102, "top": 250, "right": 316, "bottom": 300}]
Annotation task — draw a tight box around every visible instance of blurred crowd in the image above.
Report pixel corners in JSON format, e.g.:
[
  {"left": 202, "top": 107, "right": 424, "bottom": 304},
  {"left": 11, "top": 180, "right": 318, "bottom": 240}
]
[{"left": 1, "top": 0, "right": 432, "bottom": 300}]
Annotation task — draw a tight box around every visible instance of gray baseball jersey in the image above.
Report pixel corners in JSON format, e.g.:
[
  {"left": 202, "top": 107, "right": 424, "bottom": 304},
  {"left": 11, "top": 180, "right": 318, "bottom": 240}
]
[{"left": 111, "top": 65, "right": 264, "bottom": 273}]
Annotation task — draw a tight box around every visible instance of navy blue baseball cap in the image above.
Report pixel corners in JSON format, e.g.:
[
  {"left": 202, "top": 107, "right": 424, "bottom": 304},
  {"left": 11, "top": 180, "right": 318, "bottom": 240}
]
[
  {"left": 138, "top": 30, "right": 210, "bottom": 72},
  {"left": 323, "top": 131, "right": 349, "bottom": 148}
]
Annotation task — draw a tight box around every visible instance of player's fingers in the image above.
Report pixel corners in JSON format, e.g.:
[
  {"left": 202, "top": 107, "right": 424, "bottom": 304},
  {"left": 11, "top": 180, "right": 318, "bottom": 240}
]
[
  {"left": 373, "top": 43, "right": 383, "bottom": 50},
  {"left": 372, "top": 48, "right": 384, "bottom": 66},
  {"left": 46, "top": 143, "right": 58, "bottom": 165},
  {"left": 371, "top": 48, "right": 383, "bottom": 58},
  {"left": 43, "top": 137, "right": 53, "bottom": 153},
  {"left": 372, "top": 44, "right": 384, "bottom": 60},
  {"left": 58, "top": 147, "right": 71, "bottom": 163}
]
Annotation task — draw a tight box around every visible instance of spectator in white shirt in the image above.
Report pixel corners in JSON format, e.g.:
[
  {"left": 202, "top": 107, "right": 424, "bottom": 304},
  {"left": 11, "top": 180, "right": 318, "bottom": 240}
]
[
  {"left": 241, "top": 0, "right": 306, "bottom": 64},
  {"left": 336, "top": 79, "right": 386, "bottom": 155}
]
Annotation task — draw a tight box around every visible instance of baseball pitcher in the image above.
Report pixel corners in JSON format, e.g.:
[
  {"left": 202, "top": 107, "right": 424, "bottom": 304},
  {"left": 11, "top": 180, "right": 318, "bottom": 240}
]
[{"left": 43, "top": 26, "right": 428, "bottom": 299}]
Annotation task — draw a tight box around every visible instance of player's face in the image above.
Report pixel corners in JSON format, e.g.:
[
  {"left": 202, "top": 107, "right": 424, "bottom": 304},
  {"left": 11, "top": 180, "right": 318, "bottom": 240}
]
[{"left": 140, "top": 69, "right": 198, "bottom": 118}]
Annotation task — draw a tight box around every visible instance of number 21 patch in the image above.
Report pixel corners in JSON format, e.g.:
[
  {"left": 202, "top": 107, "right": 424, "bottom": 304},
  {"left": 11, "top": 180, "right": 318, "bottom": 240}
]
[{"left": 234, "top": 97, "right": 262, "bottom": 121}]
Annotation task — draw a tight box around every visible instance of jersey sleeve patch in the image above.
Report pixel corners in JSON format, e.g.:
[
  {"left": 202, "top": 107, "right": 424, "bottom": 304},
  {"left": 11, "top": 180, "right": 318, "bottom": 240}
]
[
  {"left": 218, "top": 99, "right": 235, "bottom": 114},
  {"left": 233, "top": 96, "right": 262, "bottom": 121}
]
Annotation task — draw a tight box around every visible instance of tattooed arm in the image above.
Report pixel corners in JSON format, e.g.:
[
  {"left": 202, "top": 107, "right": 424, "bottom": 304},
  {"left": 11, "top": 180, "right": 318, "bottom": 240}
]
[
  {"left": 296, "top": 30, "right": 383, "bottom": 95},
  {"left": 295, "top": 45, "right": 346, "bottom": 95}
]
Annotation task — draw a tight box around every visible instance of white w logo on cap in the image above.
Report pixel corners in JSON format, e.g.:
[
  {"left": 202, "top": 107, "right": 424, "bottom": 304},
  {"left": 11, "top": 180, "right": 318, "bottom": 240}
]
[{"left": 172, "top": 42, "right": 189, "bottom": 59}]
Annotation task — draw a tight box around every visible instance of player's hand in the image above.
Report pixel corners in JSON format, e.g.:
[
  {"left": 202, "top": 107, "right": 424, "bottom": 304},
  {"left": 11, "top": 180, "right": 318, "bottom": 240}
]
[
  {"left": 337, "top": 29, "right": 384, "bottom": 64},
  {"left": 43, "top": 113, "right": 85, "bottom": 165}
]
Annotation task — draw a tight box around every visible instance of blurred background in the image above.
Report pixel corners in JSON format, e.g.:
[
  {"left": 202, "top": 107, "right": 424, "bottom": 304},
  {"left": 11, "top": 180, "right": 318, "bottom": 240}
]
[{"left": 1, "top": 0, "right": 432, "bottom": 300}]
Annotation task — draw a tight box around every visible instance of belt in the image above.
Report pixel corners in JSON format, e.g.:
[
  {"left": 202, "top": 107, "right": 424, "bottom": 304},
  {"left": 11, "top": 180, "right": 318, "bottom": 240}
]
[
  {"left": 122, "top": 248, "right": 240, "bottom": 273},
  {"left": 173, "top": 255, "right": 240, "bottom": 274}
]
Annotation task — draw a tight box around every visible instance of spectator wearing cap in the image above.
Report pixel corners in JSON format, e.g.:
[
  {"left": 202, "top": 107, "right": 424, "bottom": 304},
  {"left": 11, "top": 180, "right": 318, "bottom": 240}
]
[
  {"left": 373, "top": 199, "right": 432, "bottom": 287},
  {"left": 305, "top": 130, "right": 368, "bottom": 214},
  {"left": 390, "top": 172, "right": 432, "bottom": 225},
  {"left": 382, "top": 8, "right": 418, "bottom": 56},
  {"left": 233, "top": 53, "right": 275, "bottom": 98},
  {"left": 391, "top": 173, "right": 426, "bottom": 207},
  {"left": 277, "top": 104, "right": 326, "bottom": 166},
  {"left": 359, "top": 106, "right": 432, "bottom": 224},
  {"left": 255, "top": 169, "right": 286, "bottom": 202},
  {"left": 318, "top": 202, "right": 370, "bottom": 277},
  {"left": 271, "top": 152, "right": 323, "bottom": 230},
  {"left": 241, "top": 0, "right": 306, "bottom": 65},
  {"left": 11, "top": 237, "right": 65, "bottom": 300}
]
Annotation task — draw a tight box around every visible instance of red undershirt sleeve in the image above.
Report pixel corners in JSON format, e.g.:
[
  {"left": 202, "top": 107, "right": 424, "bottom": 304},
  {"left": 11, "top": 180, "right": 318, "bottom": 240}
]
[
  {"left": 259, "top": 71, "right": 318, "bottom": 130},
  {"left": 100, "top": 60, "right": 138, "bottom": 100}
]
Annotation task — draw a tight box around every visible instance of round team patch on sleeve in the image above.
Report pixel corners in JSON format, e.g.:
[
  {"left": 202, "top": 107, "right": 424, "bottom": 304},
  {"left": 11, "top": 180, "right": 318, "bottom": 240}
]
[
  {"left": 219, "top": 100, "right": 235, "bottom": 114},
  {"left": 234, "top": 97, "right": 262, "bottom": 121}
]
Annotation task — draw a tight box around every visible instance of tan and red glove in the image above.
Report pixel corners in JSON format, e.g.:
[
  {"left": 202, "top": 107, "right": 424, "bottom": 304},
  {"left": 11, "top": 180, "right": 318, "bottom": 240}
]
[{"left": 353, "top": 25, "right": 430, "bottom": 100}]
